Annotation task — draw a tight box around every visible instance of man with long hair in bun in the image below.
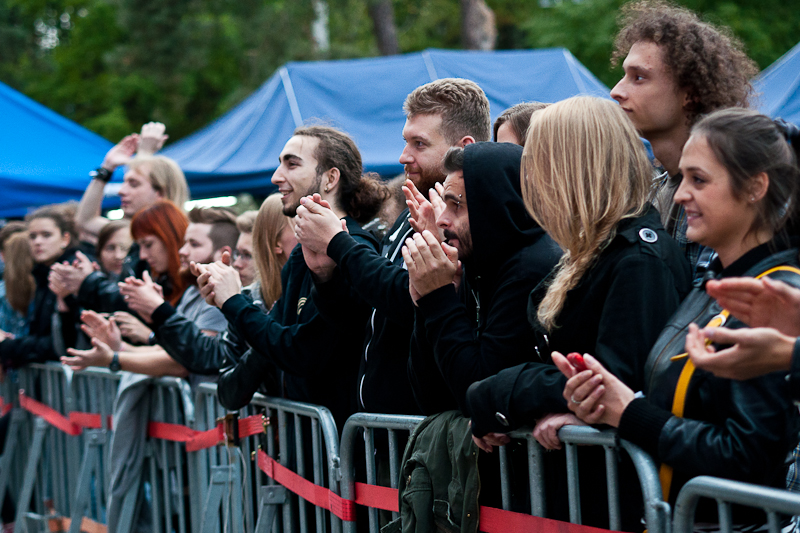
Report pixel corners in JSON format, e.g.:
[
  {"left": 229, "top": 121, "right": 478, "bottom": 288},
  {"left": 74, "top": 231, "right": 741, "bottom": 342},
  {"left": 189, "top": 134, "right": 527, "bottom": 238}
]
[{"left": 198, "top": 125, "right": 387, "bottom": 432}]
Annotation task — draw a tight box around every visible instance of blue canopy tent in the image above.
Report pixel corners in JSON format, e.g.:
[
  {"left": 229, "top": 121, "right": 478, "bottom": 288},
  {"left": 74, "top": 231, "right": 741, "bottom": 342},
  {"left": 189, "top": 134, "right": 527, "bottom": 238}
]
[
  {"left": 0, "top": 81, "right": 113, "bottom": 218},
  {"left": 163, "top": 48, "right": 611, "bottom": 198},
  {"left": 754, "top": 41, "right": 800, "bottom": 125}
]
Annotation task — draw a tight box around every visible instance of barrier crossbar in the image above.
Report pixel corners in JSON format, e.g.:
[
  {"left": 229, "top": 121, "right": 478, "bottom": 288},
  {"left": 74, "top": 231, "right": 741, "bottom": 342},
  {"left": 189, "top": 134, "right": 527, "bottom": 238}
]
[{"left": 673, "top": 475, "right": 800, "bottom": 533}]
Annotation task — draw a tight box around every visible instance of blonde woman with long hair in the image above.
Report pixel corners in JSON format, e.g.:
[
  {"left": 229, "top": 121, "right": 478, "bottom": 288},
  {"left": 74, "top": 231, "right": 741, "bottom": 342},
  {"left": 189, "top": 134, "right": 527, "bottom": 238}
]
[
  {"left": 251, "top": 193, "right": 297, "bottom": 310},
  {"left": 465, "top": 97, "right": 692, "bottom": 530}
]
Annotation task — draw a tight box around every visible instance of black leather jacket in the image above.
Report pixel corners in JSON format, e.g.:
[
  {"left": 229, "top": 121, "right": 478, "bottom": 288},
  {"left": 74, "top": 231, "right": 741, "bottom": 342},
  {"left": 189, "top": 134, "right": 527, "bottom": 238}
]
[{"left": 619, "top": 240, "right": 800, "bottom": 523}]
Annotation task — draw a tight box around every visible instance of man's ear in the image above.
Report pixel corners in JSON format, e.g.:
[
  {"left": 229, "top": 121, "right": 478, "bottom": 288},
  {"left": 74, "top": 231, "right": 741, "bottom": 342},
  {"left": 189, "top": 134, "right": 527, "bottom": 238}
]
[
  {"left": 748, "top": 171, "right": 770, "bottom": 203},
  {"left": 324, "top": 167, "right": 341, "bottom": 193},
  {"left": 458, "top": 136, "right": 476, "bottom": 147},
  {"left": 212, "top": 246, "right": 232, "bottom": 262}
]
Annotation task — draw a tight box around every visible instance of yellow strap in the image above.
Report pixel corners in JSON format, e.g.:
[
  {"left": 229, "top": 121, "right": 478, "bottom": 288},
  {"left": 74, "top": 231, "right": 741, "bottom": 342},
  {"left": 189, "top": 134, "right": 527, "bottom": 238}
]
[{"left": 657, "top": 264, "right": 800, "bottom": 499}]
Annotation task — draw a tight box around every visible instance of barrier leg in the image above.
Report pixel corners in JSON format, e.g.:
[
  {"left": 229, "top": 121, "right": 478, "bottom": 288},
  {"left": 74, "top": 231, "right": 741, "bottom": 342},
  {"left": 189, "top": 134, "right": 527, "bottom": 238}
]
[
  {"left": 68, "top": 430, "right": 107, "bottom": 533},
  {"left": 15, "top": 418, "right": 48, "bottom": 533},
  {"left": 253, "top": 486, "right": 287, "bottom": 533},
  {"left": 201, "top": 463, "right": 245, "bottom": 533},
  {"left": 0, "top": 409, "right": 25, "bottom": 522}
]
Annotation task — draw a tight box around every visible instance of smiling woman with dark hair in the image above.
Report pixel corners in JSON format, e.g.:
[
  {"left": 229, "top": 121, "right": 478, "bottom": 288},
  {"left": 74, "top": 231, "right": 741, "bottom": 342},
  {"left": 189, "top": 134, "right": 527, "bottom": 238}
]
[{"left": 558, "top": 108, "right": 800, "bottom": 528}]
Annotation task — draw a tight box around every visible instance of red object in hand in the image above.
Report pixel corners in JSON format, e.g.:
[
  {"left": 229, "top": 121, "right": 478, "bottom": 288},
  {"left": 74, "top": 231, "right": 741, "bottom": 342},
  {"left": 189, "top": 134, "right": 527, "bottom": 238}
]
[{"left": 567, "top": 353, "right": 587, "bottom": 372}]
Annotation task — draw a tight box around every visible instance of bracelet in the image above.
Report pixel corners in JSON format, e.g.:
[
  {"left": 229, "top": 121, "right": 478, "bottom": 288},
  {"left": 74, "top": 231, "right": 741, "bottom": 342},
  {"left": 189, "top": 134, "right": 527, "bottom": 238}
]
[{"left": 89, "top": 167, "right": 113, "bottom": 183}]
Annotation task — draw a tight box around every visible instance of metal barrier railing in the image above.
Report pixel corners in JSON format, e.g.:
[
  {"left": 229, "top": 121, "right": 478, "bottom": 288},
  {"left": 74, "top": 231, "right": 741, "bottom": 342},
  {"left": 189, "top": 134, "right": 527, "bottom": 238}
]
[
  {"left": 673, "top": 476, "right": 800, "bottom": 533},
  {"left": 339, "top": 413, "right": 425, "bottom": 533},
  {"left": 4, "top": 364, "right": 799, "bottom": 533},
  {"left": 249, "top": 392, "right": 342, "bottom": 533},
  {"left": 502, "top": 425, "right": 671, "bottom": 533}
]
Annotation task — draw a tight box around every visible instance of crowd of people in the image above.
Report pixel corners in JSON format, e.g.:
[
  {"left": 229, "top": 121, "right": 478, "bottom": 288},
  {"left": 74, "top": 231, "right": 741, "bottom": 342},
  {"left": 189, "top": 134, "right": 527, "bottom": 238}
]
[{"left": 1, "top": 0, "right": 800, "bottom": 530}]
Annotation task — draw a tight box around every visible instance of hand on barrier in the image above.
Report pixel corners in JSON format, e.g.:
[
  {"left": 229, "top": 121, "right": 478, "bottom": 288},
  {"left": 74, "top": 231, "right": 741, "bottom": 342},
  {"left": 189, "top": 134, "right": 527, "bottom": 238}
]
[
  {"left": 62, "top": 337, "right": 114, "bottom": 371},
  {"left": 471, "top": 431, "right": 510, "bottom": 454},
  {"left": 113, "top": 311, "right": 153, "bottom": 345},
  {"left": 706, "top": 276, "right": 800, "bottom": 336},
  {"left": 404, "top": 179, "right": 445, "bottom": 243},
  {"left": 137, "top": 122, "right": 168, "bottom": 156},
  {"left": 532, "top": 412, "right": 586, "bottom": 450},
  {"left": 295, "top": 194, "right": 346, "bottom": 254},
  {"left": 80, "top": 310, "right": 122, "bottom": 351},
  {"left": 118, "top": 271, "right": 164, "bottom": 322},
  {"left": 686, "top": 323, "right": 795, "bottom": 380},
  {"left": 102, "top": 133, "right": 139, "bottom": 171},
  {"left": 402, "top": 231, "right": 459, "bottom": 302},
  {"left": 554, "top": 351, "right": 634, "bottom": 428}
]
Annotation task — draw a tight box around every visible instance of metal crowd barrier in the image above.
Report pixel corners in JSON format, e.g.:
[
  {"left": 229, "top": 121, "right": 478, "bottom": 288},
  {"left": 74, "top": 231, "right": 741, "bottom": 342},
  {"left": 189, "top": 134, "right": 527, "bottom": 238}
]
[
  {"left": 249, "top": 392, "right": 342, "bottom": 533},
  {"left": 6, "top": 365, "right": 800, "bottom": 533},
  {"left": 673, "top": 476, "right": 800, "bottom": 533},
  {"left": 501, "top": 425, "right": 671, "bottom": 533},
  {"left": 339, "top": 413, "right": 424, "bottom": 533}
]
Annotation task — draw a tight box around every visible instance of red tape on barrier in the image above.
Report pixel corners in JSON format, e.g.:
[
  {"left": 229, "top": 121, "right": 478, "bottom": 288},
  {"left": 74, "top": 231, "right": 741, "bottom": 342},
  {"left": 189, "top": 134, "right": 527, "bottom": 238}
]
[
  {"left": 19, "top": 391, "right": 114, "bottom": 436},
  {"left": 256, "top": 451, "right": 613, "bottom": 532},
  {"left": 256, "top": 450, "right": 357, "bottom": 522},
  {"left": 147, "top": 415, "right": 266, "bottom": 452}
]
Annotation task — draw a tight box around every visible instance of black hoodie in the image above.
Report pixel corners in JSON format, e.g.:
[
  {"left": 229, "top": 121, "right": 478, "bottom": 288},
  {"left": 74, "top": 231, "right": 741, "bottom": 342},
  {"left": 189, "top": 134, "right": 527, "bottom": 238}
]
[{"left": 407, "top": 142, "right": 562, "bottom": 415}]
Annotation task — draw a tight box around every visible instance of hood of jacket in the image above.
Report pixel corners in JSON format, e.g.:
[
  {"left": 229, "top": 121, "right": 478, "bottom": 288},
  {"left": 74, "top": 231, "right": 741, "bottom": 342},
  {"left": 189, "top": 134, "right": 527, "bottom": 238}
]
[{"left": 462, "top": 142, "right": 551, "bottom": 281}]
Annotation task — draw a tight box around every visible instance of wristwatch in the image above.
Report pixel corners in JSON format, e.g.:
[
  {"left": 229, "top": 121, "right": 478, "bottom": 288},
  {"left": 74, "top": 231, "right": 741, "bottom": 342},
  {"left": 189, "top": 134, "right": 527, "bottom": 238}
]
[
  {"left": 109, "top": 352, "right": 121, "bottom": 372},
  {"left": 89, "top": 167, "right": 113, "bottom": 183},
  {"left": 148, "top": 332, "right": 157, "bottom": 346}
]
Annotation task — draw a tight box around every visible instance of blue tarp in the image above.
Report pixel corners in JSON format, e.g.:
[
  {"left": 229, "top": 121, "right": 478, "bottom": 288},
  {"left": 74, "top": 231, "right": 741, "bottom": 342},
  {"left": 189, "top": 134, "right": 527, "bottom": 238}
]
[
  {"left": 0, "top": 81, "right": 113, "bottom": 218},
  {"left": 163, "top": 48, "right": 611, "bottom": 198},
  {"left": 754, "top": 41, "right": 800, "bottom": 125}
]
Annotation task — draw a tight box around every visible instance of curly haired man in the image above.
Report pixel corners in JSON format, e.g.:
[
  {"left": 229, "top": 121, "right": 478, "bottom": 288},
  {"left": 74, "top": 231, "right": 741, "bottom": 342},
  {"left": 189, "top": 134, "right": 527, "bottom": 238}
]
[{"left": 610, "top": 0, "right": 758, "bottom": 269}]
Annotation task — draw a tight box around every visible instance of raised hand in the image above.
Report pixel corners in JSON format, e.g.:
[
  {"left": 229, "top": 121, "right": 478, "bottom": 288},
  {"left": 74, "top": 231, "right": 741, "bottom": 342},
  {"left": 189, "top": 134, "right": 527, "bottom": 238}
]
[
  {"left": 706, "top": 277, "right": 800, "bottom": 336},
  {"left": 402, "top": 230, "right": 457, "bottom": 301},
  {"left": 62, "top": 338, "right": 114, "bottom": 371},
  {"left": 294, "top": 195, "right": 346, "bottom": 254},
  {"left": 113, "top": 311, "right": 153, "bottom": 345},
  {"left": 118, "top": 271, "right": 165, "bottom": 322},
  {"left": 80, "top": 310, "right": 122, "bottom": 351},
  {"left": 102, "top": 134, "right": 139, "bottom": 171},
  {"left": 686, "top": 323, "right": 795, "bottom": 380},
  {"left": 137, "top": 122, "right": 168, "bottom": 156},
  {"left": 404, "top": 180, "right": 444, "bottom": 242}
]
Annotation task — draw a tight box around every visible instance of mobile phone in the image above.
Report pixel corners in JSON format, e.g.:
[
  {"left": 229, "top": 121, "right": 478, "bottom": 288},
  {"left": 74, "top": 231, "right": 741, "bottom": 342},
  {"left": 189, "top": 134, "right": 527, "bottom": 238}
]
[{"left": 567, "top": 352, "right": 587, "bottom": 372}]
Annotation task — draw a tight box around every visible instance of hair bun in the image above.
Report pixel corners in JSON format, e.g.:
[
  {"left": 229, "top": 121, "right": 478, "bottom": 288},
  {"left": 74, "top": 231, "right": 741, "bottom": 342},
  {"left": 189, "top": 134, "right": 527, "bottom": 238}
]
[{"left": 774, "top": 118, "right": 800, "bottom": 143}]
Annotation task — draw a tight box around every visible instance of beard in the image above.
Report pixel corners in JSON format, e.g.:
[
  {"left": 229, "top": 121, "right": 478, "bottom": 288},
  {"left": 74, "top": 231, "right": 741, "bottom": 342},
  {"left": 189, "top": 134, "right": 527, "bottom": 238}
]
[
  {"left": 283, "top": 173, "right": 323, "bottom": 217},
  {"left": 443, "top": 228, "right": 473, "bottom": 262},
  {"left": 405, "top": 164, "right": 445, "bottom": 195}
]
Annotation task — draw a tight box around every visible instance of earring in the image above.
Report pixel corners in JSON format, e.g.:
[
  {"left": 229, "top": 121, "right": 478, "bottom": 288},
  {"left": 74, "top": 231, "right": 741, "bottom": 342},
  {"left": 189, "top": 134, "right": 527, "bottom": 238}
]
[
  {"left": 324, "top": 187, "right": 329, "bottom": 193},
  {"left": 750, "top": 196, "right": 756, "bottom": 202}
]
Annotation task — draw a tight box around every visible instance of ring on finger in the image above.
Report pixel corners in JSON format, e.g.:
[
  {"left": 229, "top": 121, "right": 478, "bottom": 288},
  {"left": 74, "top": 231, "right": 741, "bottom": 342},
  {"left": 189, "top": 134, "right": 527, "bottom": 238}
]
[{"left": 570, "top": 394, "right": 582, "bottom": 405}]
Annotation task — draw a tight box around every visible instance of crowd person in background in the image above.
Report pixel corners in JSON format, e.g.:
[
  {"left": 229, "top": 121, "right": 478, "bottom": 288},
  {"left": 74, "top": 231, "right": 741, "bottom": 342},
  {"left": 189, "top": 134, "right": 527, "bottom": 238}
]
[
  {"left": 95, "top": 220, "right": 132, "bottom": 282},
  {"left": 610, "top": 0, "right": 758, "bottom": 272},
  {"left": 465, "top": 97, "right": 691, "bottom": 529},
  {"left": 0, "top": 205, "right": 82, "bottom": 368},
  {"left": 406, "top": 142, "right": 560, "bottom": 414},
  {"left": 50, "top": 124, "right": 189, "bottom": 314},
  {"left": 555, "top": 108, "right": 800, "bottom": 528},
  {"left": 492, "top": 101, "right": 549, "bottom": 145},
  {"left": 232, "top": 210, "right": 258, "bottom": 288},
  {"left": 62, "top": 206, "right": 233, "bottom": 379},
  {"left": 250, "top": 193, "right": 297, "bottom": 310},
  {"left": 293, "top": 78, "right": 491, "bottom": 417},
  {"left": 361, "top": 175, "right": 407, "bottom": 240},
  {"left": 0, "top": 223, "right": 32, "bottom": 337},
  {"left": 205, "top": 126, "right": 386, "bottom": 433}
]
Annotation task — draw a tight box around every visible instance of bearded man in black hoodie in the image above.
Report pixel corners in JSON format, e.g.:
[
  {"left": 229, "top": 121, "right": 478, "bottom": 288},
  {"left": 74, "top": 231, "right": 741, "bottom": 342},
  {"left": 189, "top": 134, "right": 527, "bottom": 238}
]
[{"left": 403, "top": 142, "right": 561, "bottom": 415}]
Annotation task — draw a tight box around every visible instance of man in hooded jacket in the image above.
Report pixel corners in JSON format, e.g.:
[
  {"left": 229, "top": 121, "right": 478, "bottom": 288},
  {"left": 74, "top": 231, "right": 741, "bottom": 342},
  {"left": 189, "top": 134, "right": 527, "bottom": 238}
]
[{"left": 404, "top": 142, "right": 561, "bottom": 415}]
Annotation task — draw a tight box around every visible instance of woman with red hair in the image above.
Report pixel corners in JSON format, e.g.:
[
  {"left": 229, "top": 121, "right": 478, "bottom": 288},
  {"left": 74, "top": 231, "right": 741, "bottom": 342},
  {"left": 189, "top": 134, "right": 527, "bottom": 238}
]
[{"left": 130, "top": 200, "right": 189, "bottom": 306}]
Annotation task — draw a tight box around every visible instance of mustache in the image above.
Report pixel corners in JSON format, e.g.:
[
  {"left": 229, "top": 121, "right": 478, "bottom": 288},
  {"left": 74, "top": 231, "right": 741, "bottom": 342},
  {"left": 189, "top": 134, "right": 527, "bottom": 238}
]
[{"left": 443, "top": 229, "right": 458, "bottom": 242}]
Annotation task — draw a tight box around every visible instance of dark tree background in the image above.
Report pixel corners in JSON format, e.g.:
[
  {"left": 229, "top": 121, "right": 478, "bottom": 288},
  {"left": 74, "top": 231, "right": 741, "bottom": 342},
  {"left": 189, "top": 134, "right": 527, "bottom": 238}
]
[{"left": 1, "top": 0, "right": 796, "bottom": 143}]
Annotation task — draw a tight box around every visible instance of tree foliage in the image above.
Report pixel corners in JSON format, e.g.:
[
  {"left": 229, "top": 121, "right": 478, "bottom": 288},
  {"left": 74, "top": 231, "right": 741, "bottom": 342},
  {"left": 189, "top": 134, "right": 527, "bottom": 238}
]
[{"left": 1, "top": 0, "right": 797, "bottom": 143}]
